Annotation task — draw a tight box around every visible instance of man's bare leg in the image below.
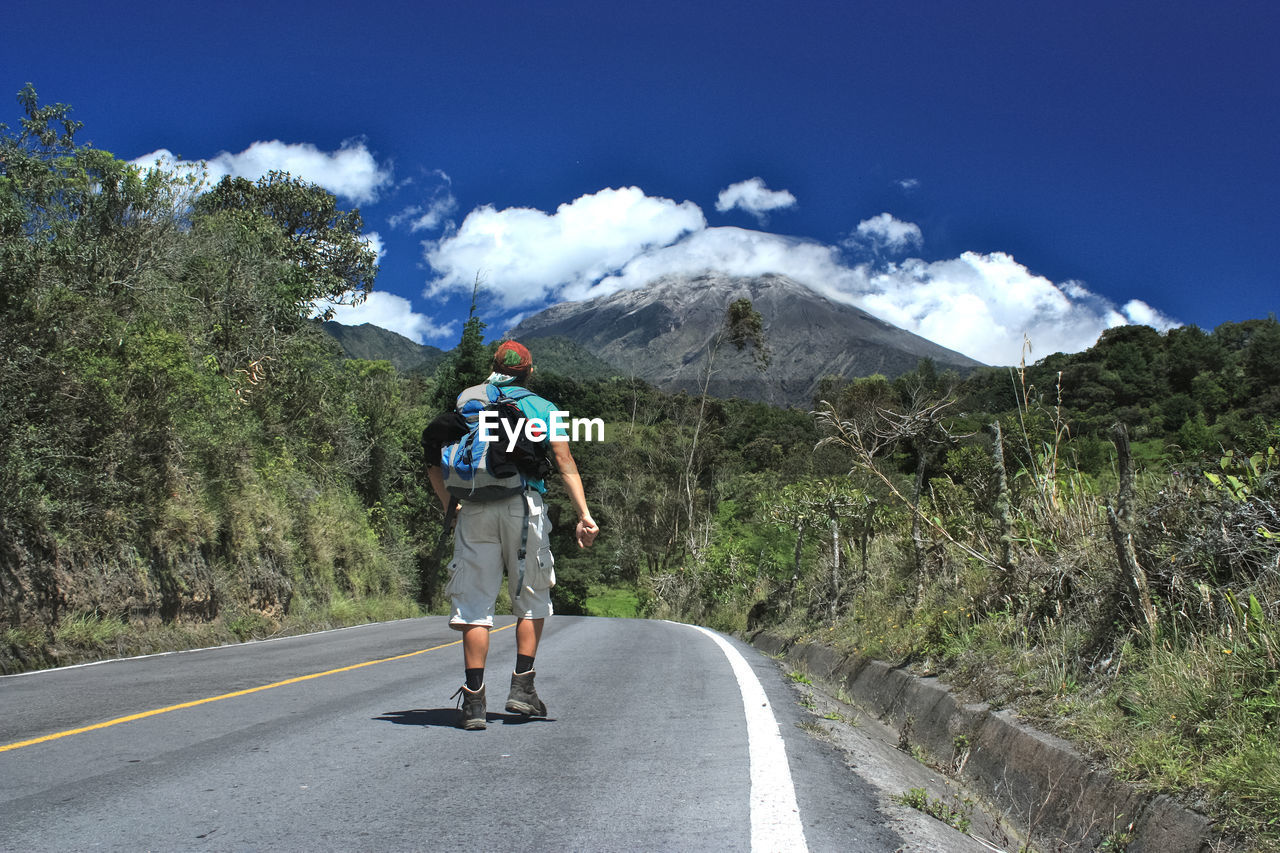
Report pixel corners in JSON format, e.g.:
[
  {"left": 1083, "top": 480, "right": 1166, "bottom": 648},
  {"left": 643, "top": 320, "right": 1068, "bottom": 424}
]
[
  {"left": 516, "top": 617, "right": 543, "bottom": 659},
  {"left": 462, "top": 624, "right": 489, "bottom": 670}
]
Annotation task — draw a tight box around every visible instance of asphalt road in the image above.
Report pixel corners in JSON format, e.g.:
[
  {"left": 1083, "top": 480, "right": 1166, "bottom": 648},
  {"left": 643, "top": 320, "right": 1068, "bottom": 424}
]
[{"left": 0, "top": 616, "right": 906, "bottom": 852}]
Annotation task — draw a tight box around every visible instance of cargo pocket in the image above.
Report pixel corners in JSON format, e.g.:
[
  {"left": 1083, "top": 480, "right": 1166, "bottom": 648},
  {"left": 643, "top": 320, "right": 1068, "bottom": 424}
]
[
  {"left": 524, "top": 547, "right": 556, "bottom": 590},
  {"left": 443, "top": 559, "right": 461, "bottom": 598}
]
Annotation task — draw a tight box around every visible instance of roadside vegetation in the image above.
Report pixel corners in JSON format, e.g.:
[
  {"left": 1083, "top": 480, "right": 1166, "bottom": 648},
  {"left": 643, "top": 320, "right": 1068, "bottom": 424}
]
[
  {"left": 0, "top": 87, "right": 442, "bottom": 667},
  {"left": 3, "top": 88, "right": 1279, "bottom": 849}
]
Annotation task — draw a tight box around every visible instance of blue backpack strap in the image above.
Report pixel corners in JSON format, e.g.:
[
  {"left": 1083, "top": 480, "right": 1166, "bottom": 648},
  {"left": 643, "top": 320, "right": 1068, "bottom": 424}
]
[{"left": 496, "top": 385, "right": 535, "bottom": 403}]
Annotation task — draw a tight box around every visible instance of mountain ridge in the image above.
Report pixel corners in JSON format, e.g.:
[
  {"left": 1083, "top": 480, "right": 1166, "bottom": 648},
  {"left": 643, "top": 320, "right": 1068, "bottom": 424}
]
[
  {"left": 318, "top": 322, "right": 622, "bottom": 381},
  {"left": 320, "top": 321, "right": 447, "bottom": 375},
  {"left": 508, "top": 272, "right": 983, "bottom": 406}
]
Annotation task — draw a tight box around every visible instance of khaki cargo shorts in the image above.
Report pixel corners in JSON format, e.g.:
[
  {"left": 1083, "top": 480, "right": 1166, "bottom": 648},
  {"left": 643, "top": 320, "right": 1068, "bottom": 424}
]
[{"left": 447, "top": 490, "right": 555, "bottom": 628}]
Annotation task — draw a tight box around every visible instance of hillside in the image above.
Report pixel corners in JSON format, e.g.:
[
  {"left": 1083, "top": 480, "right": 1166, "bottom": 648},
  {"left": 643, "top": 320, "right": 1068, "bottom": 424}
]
[
  {"left": 320, "top": 321, "right": 448, "bottom": 375},
  {"left": 319, "top": 322, "right": 621, "bottom": 384},
  {"left": 518, "top": 336, "right": 625, "bottom": 380}
]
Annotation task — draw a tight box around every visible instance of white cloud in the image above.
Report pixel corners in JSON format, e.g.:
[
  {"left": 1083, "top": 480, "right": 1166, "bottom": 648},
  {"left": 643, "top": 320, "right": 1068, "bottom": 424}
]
[
  {"left": 317, "top": 291, "right": 457, "bottom": 343},
  {"left": 389, "top": 170, "right": 457, "bottom": 233},
  {"left": 389, "top": 205, "right": 422, "bottom": 228},
  {"left": 362, "top": 232, "right": 386, "bottom": 262},
  {"left": 715, "top": 178, "right": 797, "bottom": 221},
  {"left": 389, "top": 194, "right": 457, "bottom": 232},
  {"left": 427, "top": 187, "right": 1179, "bottom": 366},
  {"left": 581, "top": 227, "right": 846, "bottom": 303},
  {"left": 855, "top": 252, "right": 1158, "bottom": 365},
  {"left": 605, "top": 236, "right": 1176, "bottom": 364},
  {"left": 849, "top": 212, "right": 924, "bottom": 253},
  {"left": 424, "top": 186, "right": 705, "bottom": 308},
  {"left": 897, "top": 178, "right": 921, "bottom": 191},
  {"left": 498, "top": 312, "right": 528, "bottom": 333},
  {"left": 131, "top": 139, "right": 391, "bottom": 205},
  {"left": 1121, "top": 299, "right": 1177, "bottom": 330},
  {"left": 414, "top": 194, "right": 458, "bottom": 231}
]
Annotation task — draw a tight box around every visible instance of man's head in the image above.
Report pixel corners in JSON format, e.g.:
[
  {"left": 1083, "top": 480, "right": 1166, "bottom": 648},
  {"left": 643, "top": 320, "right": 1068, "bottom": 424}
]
[{"left": 492, "top": 340, "right": 533, "bottom": 381}]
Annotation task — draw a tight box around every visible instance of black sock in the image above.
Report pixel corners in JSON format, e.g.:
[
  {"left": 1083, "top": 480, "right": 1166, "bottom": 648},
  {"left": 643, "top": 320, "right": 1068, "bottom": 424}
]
[
  {"left": 515, "top": 654, "right": 535, "bottom": 674},
  {"left": 465, "top": 668, "right": 484, "bottom": 691}
]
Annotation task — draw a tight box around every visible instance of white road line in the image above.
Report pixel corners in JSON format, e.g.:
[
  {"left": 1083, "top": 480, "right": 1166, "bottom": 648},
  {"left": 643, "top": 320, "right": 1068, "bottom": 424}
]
[{"left": 683, "top": 623, "right": 809, "bottom": 853}]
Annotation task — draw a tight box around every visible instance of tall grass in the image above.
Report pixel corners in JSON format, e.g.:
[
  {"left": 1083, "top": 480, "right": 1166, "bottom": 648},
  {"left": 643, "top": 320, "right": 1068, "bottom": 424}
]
[
  {"left": 752, "top": 405, "right": 1280, "bottom": 848},
  {"left": 52, "top": 612, "right": 130, "bottom": 649}
]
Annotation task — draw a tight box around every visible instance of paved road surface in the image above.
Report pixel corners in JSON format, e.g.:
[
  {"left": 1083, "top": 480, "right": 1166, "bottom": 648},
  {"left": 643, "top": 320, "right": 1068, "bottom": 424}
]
[{"left": 0, "top": 616, "right": 907, "bottom": 851}]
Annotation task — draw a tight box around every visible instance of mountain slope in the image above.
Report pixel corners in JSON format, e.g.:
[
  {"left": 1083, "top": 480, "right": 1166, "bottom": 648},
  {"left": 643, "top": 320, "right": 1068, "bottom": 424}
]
[
  {"left": 320, "top": 322, "right": 619, "bottom": 381},
  {"left": 519, "top": 336, "right": 624, "bottom": 380},
  {"left": 320, "top": 321, "right": 447, "bottom": 375},
  {"left": 508, "top": 273, "right": 983, "bottom": 406}
]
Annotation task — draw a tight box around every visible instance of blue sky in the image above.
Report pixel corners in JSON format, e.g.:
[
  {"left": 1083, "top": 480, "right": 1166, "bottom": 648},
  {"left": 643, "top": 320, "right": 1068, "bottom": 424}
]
[{"left": 5, "top": 0, "right": 1277, "bottom": 365}]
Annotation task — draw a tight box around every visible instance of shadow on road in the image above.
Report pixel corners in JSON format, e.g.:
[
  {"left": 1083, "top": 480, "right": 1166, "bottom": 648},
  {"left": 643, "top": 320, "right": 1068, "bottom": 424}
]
[{"left": 374, "top": 709, "right": 556, "bottom": 728}]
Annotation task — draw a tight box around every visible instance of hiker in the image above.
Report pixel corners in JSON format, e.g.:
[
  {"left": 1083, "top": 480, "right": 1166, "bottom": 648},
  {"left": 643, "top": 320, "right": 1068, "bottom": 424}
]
[{"left": 424, "top": 340, "right": 600, "bottom": 730}]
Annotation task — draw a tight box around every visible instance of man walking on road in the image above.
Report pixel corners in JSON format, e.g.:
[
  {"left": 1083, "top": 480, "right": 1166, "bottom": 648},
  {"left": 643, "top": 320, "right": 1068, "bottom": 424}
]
[{"left": 425, "top": 341, "right": 600, "bottom": 730}]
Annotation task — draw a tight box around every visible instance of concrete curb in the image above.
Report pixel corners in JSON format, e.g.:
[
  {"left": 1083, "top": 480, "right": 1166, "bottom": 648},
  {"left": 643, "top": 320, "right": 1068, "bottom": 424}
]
[{"left": 751, "top": 632, "right": 1228, "bottom": 853}]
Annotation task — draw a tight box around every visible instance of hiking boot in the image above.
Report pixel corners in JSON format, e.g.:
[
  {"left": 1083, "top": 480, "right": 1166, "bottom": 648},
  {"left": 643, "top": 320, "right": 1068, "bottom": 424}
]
[
  {"left": 505, "top": 669, "right": 547, "bottom": 717},
  {"left": 451, "top": 684, "right": 486, "bottom": 730}
]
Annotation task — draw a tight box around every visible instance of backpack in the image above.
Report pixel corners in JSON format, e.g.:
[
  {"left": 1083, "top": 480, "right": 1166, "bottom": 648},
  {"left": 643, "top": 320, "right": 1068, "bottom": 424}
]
[{"left": 439, "top": 383, "right": 550, "bottom": 501}]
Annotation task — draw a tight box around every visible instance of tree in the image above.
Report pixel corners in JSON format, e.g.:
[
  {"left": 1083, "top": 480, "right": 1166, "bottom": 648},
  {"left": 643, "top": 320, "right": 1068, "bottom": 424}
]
[
  {"left": 774, "top": 478, "right": 879, "bottom": 620},
  {"left": 1165, "top": 325, "right": 1224, "bottom": 394},
  {"left": 0, "top": 85, "right": 205, "bottom": 541},
  {"left": 682, "top": 298, "right": 770, "bottom": 556},
  {"left": 1096, "top": 327, "right": 1164, "bottom": 406},
  {"left": 1244, "top": 317, "right": 1280, "bottom": 404},
  {"left": 1, "top": 84, "right": 197, "bottom": 311},
  {"left": 427, "top": 274, "right": 491, "bottom": 412},
  {"left": 194, "top": 171, "right": 377, "bottom": 316},
  {"left": 180, "top": 172, "right": 379, "bottom": 401},
  {"left": 724, "top": 297, "right": 771, "bottom": 371},
  {"left": 815, "top": 375, "right": 999, "bottom": 572}
]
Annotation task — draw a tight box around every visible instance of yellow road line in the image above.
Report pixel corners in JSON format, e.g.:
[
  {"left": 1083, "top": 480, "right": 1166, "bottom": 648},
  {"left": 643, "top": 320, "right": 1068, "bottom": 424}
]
[{"left": 1, "top": 624, "right": 512, "bottom": 753}]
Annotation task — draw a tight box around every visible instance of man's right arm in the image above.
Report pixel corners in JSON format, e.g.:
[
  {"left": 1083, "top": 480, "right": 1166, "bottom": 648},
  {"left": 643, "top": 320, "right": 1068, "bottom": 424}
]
[{"left": 550, "top": 440, "right": 599, "bottom": 548}]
